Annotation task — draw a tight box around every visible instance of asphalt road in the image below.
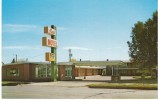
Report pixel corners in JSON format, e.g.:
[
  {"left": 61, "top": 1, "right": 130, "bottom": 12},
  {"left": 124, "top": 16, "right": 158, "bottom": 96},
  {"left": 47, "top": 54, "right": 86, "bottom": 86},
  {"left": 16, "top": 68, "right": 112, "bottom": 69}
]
[
  {"left": 2, "top": 85, "right": 158, "bottom": 99},
  {"left": 2, "top": 76, "right": 158, "bottom": 99}
]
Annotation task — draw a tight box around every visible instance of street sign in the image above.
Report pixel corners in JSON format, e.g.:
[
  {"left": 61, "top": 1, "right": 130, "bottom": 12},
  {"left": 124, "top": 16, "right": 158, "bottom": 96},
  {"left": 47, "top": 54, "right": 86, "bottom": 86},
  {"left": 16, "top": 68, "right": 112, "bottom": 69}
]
[
  {"left": 42, "top": 37, "right": 57, "bottom": 47},
  {"left": 45, "top": 52, "right": 55, "bottom": 61},
  {"left": 44, "top": 26, "right": 56, "bottom": 35}
]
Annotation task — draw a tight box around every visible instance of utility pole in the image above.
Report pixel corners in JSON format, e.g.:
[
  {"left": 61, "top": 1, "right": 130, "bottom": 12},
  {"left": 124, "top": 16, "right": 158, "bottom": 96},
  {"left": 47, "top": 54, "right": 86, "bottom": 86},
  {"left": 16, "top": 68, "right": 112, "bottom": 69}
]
[
  {"left": 16, "top": 54, "right": 17, "bottom": 62},
  {"left": 69, "top": 49, "right": 72, "bottom": 62}
]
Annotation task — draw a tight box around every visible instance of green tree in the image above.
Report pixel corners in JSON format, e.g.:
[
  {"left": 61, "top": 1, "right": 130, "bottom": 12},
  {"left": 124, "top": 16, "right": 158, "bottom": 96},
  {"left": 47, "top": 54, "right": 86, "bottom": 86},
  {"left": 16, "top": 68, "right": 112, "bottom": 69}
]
[
  {"left": 71, "top": 58, "right": 77, "bottom": 62},
  {"left": 11, "top": 58, "right": 15, "bottom": 63},
  {"left": 127, "top": 11, "right": 157, "bottom": 70}
]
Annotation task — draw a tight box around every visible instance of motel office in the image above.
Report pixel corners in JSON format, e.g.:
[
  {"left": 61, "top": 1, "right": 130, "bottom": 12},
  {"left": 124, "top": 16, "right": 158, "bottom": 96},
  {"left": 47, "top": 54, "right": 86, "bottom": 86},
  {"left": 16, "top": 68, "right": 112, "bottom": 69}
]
[
  {"left": 2, "top": 62, "right": 103, "bottom": 81},
  {"left": 1, "top": 61, "right": 137, "bottom": 81},
  {"left": 2, "top": 61, "right": 152, "bottom": 81}
]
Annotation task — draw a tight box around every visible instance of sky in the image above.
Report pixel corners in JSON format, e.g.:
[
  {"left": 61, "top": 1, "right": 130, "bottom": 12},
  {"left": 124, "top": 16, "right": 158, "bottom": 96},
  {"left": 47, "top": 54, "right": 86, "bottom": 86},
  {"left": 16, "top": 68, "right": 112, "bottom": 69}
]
[{"left": 1, "top": 0, "right": 157, "bottom": 64}]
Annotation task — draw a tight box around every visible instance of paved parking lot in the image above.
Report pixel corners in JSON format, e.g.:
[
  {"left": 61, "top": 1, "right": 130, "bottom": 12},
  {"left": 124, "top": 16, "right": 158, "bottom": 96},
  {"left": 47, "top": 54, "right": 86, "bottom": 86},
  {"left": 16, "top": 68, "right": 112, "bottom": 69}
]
[{"left": 2, "top": 76, "right": 158, "bottom": 99}]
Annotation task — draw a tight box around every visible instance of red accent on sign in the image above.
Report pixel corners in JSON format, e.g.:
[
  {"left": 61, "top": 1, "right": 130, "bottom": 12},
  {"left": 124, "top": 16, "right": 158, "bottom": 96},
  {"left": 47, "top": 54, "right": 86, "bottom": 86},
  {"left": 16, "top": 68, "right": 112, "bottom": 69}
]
[{"left": 47, "top": 39, "right": 57, "bottom": 47}]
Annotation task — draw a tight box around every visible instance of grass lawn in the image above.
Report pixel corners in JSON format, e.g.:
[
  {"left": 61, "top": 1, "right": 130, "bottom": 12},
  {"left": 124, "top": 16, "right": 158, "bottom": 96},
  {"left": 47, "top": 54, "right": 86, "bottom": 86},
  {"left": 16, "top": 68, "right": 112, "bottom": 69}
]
[
  {"left": 2, "top": 81, "right": 30, "bottom": 86},
  {"left": 87, "top": 83, "right": 158, "bottom": 90},
  {"left": 133, "top": 76, "right": 152, "bottom": 79},
  {"left": 107, "top": 77, "right": 157, "bottom": 84}
]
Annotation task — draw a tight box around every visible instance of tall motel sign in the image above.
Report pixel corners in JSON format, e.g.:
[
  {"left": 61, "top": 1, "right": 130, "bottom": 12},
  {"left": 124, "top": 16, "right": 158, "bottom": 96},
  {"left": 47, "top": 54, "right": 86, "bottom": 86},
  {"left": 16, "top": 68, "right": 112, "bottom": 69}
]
[{"left": 42, "top": 25, "right": 57, "bottom": 81}]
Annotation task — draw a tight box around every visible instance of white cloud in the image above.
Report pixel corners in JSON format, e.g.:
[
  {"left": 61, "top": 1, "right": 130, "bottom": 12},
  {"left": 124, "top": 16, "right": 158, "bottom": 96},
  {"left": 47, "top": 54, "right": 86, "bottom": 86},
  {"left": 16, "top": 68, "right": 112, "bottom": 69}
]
[
  {"left": 57, "top": 26, "right": 67, "bottom": 31},
  {"left": 2, "top": 24, "right": 68, "bottom": 33},
  {"left": 2, "top": 46, "right": 42, "bottom": 50},
  {"left": 63, "top": 46, "right": 92, "bottom": 51},
  {"left": 2, "top": 24, "right": 39, "bottom": 33}
]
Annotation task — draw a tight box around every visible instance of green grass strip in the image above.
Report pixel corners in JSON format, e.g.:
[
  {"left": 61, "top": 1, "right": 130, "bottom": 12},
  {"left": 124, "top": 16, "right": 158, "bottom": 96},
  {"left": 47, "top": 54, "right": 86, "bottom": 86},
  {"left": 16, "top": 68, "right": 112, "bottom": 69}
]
[
  {"left": 87, "top": 83, "right": 158, "bottom": 90},
  {"left": 2, "top": 81, "right": 29, "bottom": 86}
]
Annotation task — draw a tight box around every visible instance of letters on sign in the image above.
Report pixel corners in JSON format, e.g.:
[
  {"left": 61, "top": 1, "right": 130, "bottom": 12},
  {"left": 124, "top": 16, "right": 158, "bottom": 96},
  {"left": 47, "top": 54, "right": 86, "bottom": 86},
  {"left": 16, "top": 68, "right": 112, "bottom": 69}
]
[
  {"left": 43, "top": 26, "right": 57, "bottom": 62},
  {"left": 44, "top": 26, "right": 56, "bottom": 35},
  {"left": 45, "top": 52, "right": 55, "bottom": 61},
  {"left": 50, "top": 53, "right": 55, "bottom": 60},
  {"left": 42, "top": 37, "right": 57, "bottom": 48},
  {"left": 47, "top": 38, "right": 57, "bottom": 47}
]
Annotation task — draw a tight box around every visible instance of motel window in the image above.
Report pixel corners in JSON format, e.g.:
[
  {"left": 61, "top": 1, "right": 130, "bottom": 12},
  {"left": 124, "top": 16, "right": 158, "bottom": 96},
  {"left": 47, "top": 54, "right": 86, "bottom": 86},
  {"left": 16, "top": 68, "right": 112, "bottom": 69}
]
[
  {"left": 65, "top": 66, "right": 72, "bottom": 77},
  {"left": 35, "top": 64, "right": 52, "bottom": 78},
  {"left": 7, "top": 68, "right": 19, "bottom": 76}
]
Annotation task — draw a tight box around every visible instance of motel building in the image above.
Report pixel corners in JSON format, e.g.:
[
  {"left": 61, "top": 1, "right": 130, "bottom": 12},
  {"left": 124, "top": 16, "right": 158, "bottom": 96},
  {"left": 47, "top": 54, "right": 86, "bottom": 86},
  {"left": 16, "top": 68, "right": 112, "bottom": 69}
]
[
  {"left": 2, "top": 26, "right": 157, "bottom": 82},
  {"left": 2, "top": 60, "right": 146, "bottom": 82}
]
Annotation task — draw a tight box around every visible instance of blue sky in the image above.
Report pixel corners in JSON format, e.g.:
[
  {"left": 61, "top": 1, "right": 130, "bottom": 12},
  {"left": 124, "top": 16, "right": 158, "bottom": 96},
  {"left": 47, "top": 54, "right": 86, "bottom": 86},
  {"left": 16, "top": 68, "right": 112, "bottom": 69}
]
[{"left": 2, "top": 0, "right": 157, "bottom": 63}]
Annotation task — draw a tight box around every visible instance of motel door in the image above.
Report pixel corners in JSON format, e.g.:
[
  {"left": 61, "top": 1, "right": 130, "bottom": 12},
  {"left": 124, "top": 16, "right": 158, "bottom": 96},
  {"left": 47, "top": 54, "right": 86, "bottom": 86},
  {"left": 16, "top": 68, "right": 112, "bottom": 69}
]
[{"left": 65, "top": 66, "right": 72, "bottom": 79}]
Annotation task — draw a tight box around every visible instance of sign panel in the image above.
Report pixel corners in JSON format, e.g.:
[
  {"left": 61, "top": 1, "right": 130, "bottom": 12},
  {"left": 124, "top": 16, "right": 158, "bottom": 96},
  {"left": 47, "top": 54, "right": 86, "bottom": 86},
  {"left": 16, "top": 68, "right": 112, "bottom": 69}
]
[
  {"left": 45, "top": 52, "right": 55, "bottom": 61},
  {"left": 44, "top": 26, "right": 56, "bottom": 35},
  {"left": 42, "top": 37, "right": 57, "bottom": 47}
]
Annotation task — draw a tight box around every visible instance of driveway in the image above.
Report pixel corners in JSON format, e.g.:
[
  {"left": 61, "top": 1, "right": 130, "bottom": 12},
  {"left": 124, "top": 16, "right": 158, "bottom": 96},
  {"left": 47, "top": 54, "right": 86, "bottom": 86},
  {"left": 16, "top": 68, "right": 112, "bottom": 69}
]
[{"left": 2, "top": 76, "right": 158, "bottom": 99}]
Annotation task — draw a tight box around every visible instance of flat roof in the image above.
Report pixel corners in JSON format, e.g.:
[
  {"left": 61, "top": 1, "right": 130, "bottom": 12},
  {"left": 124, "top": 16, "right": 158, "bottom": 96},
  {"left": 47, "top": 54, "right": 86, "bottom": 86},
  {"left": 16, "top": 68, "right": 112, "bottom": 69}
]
[
  {"left": 58, "top": 60, "right": 127, "bottom": 66},
  {"left": 3, "top": 60, "right": 128, "bottom": 67},
  {"left": 2, "top": 62, "right": 50, "bottom": 67},
  {"left": 57, "top": 62, "right": 74, "bottom": 65},
  {"left": 75, "top": 65, "right": 106, "bottom": 69}
]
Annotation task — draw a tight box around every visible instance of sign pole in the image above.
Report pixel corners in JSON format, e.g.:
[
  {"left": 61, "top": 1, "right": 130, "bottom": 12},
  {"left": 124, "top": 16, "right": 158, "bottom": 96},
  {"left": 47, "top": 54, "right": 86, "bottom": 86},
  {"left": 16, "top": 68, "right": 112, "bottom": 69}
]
[
  {"left": 42, "top": 25, "right": 57, "bottom": 82},
  {"left": 51, "top": 25, "right": 57, "bottom": 81}
]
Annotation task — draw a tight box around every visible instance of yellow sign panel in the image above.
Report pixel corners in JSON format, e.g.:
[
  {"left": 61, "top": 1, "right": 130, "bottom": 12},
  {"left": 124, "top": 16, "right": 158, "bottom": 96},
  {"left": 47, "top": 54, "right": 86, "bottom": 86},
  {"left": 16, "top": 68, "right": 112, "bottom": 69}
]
[
  {"left": 44, "top": 26, "right": 56, "bottom": 35},
  {"left": 45, "top": 52, "right": 55, "bottom": 61}
]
